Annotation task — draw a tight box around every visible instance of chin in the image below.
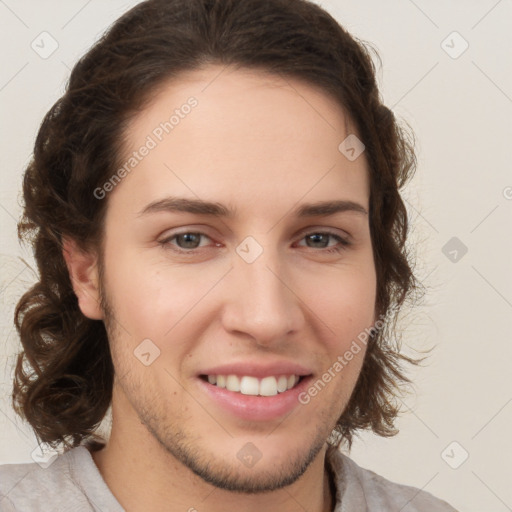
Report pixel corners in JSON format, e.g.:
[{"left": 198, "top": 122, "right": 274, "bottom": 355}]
[
  {"left": 147, "top": 417, "right": 329, "bottom": 494},
  {"left": 175, "top": 440, "right": 325, "bottom": 494}
]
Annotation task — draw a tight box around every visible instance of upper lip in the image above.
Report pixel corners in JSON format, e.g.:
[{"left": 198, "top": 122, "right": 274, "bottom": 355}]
[{"left": 198, "top": 361, "right": 313, "bottom": 379}]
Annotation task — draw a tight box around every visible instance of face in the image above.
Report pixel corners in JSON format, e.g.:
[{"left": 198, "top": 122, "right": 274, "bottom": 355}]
[{"left": 96, "top": 65, "right": 376, "bottom": 492}]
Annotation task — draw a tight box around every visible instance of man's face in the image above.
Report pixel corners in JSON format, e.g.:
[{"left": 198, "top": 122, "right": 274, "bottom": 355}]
[{"left": 97, "top": 65, "right": 376, "bottom": 492}]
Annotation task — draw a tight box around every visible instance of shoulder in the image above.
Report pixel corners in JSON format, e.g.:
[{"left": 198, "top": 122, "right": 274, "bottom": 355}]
[
  {"left": 0, "top": 446, "right": 113, "bottom": 512},
  {"left": 328, "top": 448, "right": 459, "bottom": 512}
]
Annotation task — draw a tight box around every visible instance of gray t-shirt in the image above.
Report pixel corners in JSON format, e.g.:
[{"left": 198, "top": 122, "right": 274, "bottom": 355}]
[{"left": 0, "top": 445, "right": 458, "bottom": 511}]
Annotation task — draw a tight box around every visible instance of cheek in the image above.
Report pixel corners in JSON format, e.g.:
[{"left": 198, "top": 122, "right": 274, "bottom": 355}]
[
  {"left": 103, "top": 248, "right": 224, "bottom": 344},
  {"left": 306, "top": 263, "right": 376, "bottom": 353}
]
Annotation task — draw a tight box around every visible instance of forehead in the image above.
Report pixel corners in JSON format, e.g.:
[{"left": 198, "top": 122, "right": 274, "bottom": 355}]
[{"left": 108, "top": 65, "right": 369, "bottom": 219}]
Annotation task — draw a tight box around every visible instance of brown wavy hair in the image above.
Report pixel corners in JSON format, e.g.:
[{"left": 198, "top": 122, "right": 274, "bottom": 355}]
[{"left": 13, "top": 0, "right": 424, "bottom": 452}]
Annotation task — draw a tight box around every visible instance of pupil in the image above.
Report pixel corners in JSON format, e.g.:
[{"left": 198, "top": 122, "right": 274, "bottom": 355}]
[
  {"left": 179, "top": 233, "right": 199, "bottom": 248},
  {"left": 308, "top": 234, "right": 327, "bottom": 248}
]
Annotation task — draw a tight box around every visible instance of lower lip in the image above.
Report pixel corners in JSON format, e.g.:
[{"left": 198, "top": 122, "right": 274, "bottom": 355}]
[{"left": 196, "top": 376, "right": 312, "bottom": 422}]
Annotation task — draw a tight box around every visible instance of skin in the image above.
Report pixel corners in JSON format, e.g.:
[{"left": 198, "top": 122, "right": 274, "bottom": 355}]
[{"left": 63, "top": 64, "right": 377, "bottom": 512}]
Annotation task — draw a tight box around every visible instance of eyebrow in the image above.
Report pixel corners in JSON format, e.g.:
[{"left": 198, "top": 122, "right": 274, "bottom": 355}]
[{"left": 137, "top": 196, "right": 368, "bottom": 218}]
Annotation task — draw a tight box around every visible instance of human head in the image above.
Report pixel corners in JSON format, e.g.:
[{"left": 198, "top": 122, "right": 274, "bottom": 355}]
[{"left": 13, "top": 0, "right": 420, "bottom": 458}]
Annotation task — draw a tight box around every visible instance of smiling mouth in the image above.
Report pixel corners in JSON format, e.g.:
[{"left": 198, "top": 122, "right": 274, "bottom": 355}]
[{"left": 199, "top": 374, "right": 306, "bottom": 396}]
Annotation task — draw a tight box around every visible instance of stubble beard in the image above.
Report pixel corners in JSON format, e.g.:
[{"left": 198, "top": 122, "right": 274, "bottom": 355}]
[{"left": 99, "top": 273, "right": 335, "bottom": 495}]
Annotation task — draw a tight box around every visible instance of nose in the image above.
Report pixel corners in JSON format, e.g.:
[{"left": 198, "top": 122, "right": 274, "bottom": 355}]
[{"left": 221, "top": 248, "right": 305, "bottom": 348}]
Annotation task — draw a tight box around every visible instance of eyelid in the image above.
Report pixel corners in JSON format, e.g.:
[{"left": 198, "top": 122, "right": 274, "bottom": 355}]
[
  {"left": 295, "top": 225, "right": 352, "bottom": 241},
  {"left": 159, "top": 227, "right": 352, "bottom": 254}
]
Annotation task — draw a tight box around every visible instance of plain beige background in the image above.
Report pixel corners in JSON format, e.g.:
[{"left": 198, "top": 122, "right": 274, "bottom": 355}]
[{"left": 1, "top": 1, "right": 511, "bottom": 511}]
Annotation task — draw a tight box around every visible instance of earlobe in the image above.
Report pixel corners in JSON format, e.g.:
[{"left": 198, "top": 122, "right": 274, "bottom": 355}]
[{"left": 61, "top": 237, "right": 103, "bottom": 320}]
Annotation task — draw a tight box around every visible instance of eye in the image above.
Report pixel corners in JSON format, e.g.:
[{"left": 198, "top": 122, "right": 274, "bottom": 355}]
[
  {"left": 160, "top": 232, "right": 213, "bottom": 252},
  {"left": 296, "top": 232, "right": 350, "bottom": 254},
  {"left": 159, "top": 230, "right": 350, "bottom": 255}
]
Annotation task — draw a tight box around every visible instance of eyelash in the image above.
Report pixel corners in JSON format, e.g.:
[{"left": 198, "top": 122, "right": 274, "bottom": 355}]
[{"left": 159, "top": 231, "right": 351, "bottom": 255}]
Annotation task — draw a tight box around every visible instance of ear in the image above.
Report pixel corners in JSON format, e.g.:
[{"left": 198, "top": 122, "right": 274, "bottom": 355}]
[{"left": 61, "top": 237, "right": 103, "bottom": 320}]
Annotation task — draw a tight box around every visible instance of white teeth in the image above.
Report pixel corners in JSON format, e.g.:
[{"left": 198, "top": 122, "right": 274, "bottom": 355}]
[
  {"left": 226, "top": 374, "right": 240, "bottom": 392},
  {"left": 260, "top": 376, "right": 278, "bottom": 396},
  {"left": 240, "top": 376, "right": 259, "bottom": 395},
  {"left": 206, "top": 374, "right": 301, "bottom": 396},
  {"left": 277, "top": 376, "right": 288, "bottom": 393},
  {"left": 216, "top": 375, "right": 226, "bottom": 388}
]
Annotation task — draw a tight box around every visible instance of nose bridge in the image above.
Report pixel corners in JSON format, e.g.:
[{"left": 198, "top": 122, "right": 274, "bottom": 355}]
[{"left": 223, "top": 242, "right": 303, "bottom": 344}]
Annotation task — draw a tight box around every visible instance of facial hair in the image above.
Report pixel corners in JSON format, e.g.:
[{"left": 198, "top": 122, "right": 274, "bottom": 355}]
[{"left": 98, "top": 262, "right": 336, "bottom": 494}]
